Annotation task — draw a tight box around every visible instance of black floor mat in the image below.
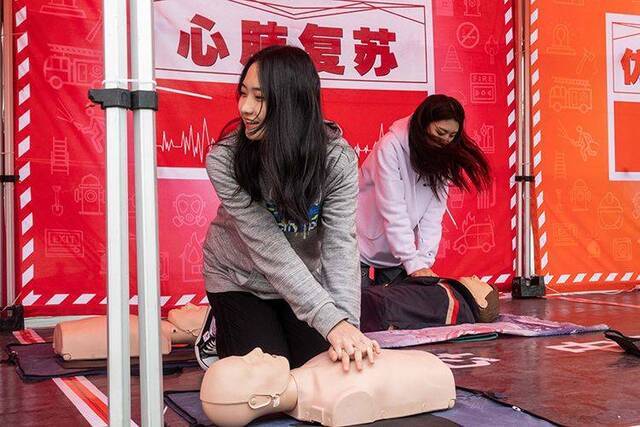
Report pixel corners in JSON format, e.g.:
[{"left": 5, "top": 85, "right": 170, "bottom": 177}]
[{"left": 5, "top": 342, "right": 199, "bottom": 382}]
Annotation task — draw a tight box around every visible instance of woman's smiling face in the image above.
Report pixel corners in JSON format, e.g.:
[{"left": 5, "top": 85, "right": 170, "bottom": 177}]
[{"left": 238, "top": 62, "right": 267, "bottom": 141}]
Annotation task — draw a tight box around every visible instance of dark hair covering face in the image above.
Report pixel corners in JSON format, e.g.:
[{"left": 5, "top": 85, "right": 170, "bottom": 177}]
[{"left": 408, "top": 94, "right": 491, "bottom": 197}]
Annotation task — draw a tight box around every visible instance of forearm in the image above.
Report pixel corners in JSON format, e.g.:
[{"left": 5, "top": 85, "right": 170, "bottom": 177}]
[
  {"left": 319, "top": 144, "right": 361, "bottom": 328},
  {"left": 417, "top": 192, "right": 448, "bottom": 266}
]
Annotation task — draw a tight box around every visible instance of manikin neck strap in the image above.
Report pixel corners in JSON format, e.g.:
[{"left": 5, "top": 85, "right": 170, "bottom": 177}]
[
  {"left": 248, "top": 393, "right": 281, "bottom": 409},
  {"left": 208, "top": 376, "right": 292, "bottom": 409}
]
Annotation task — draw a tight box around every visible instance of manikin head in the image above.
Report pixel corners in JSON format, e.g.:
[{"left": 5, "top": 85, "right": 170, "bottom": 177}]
[
  {"left": 200, "top": 348, "right": 293, "bottom": 426},
  {"left": 166, "top": 303, "right": 208, "bottom": 344},
  {"left": 458, "top": 275, "right": 500, "bottom": 323}
]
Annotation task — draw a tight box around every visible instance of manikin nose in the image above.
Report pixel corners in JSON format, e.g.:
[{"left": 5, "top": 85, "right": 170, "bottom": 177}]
[{"left": 243, "top": 347, "right": 264, "bottom": 362}]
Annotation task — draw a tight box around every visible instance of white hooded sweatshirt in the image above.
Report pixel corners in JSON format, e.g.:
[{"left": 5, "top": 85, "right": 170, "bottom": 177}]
[{"left": 357, "top": 116, "right": 448, "bottom": 274}]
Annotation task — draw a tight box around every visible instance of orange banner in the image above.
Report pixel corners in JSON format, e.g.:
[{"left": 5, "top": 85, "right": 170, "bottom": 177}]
[{"left": 530, "top": 1, "right": 640, "bottom": 292}]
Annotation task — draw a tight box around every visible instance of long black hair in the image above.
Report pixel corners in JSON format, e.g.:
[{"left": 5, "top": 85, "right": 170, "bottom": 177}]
[
  {"left": 408, "top": 94, "right": 491, "bottom": 197},
  {"left": 232, "top": 45, "right": 328, "bottom": 224}
]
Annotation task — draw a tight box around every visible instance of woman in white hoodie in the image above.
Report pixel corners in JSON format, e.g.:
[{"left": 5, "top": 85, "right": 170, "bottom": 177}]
[{"left": 357, "top": 95, "right": 491, "bottom": 286}]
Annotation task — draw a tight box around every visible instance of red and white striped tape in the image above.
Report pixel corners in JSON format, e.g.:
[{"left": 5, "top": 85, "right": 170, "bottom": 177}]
[
  {"left": 543, "top": 272, "right": 640, "bottom": 287},
  {"left": 12, "top": 328, "right": 44, "bottom": 344},
  {"left": 53, "top": 376, "right": 139, "bottom": 427},
  {"left": 20, "top": 292, "right": 209, "bottom": 307},
  {"left": 479, "top": 274, "right": 512, "bottom": 285},
  {"left": 529, "top": 0, "right": 549, "bottom": 274},
  {"left": 14, "top": 2, "right": 35, "bottom": 297},
  {"left": 504, "top": 0, "right": 518, "bottom": 277}
]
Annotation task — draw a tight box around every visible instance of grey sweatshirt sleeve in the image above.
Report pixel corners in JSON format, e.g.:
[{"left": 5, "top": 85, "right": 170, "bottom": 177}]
[
  {"left": 206, "top": 143, "right": 348, "bottom": 338},
  {"left": 319, "top": 143, "right": 361, "bottom": 327}
]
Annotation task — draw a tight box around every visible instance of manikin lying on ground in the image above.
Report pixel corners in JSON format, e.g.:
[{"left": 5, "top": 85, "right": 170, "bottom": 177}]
[
  {"left": 52, "top": 276, "right": 498, "bottom": 361},
  {"left": 52, "top": 303, "right": 208, "bottom": 360},
  {"left": 200, "top": 347, "right": 456, "bottom": 427}
]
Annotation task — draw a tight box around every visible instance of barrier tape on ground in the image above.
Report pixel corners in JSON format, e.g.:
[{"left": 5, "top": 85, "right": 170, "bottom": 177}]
[
  {"left": 52, "top": 376, "right": 138, "bottom": 427},
  {"left": 12, "top": 328, "right": 44, "bottom": 344}
]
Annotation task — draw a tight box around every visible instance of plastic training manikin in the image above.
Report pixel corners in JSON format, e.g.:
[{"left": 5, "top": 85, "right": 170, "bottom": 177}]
[{"left": 200, "top": 347, "right": 456, "bottom": 427}]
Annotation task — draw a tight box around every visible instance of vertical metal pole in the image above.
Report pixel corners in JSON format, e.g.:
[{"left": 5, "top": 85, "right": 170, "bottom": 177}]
[
  {"left": 515, "top": 0, "right": 526, "bottom": 279},
  {"left": 521, "top": 0, "right": 533, "bottom": 279},
  {"left": 512, "top": 0, "right": 543, "bottom": 297},
  {"left": 2, "top": 0, "right": 15, "bottom": 307},
  {"left": 130, "top": 0, "right": 164, "bottom": 425},
  {"left": 103, "top": 0, "right": 131, "bottom": 424}
]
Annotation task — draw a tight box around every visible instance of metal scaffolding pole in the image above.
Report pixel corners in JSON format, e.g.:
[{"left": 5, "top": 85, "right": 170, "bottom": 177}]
[
  {"left": 102, "top": 0, "right": 132, "bottom": 423},
  {"left": 2, "top": 0, "right": 15, "bottom": 308},
  {"left": 512, "top": 0, "right": 544, "bottom": 298},
  {"left": 516, "top": 0, "right": 527, "bottom": 280},
  {"left": 130, "top": 0, "right": 164, "bottom": 424},
  {"left": 521, "top": 0, "right": 532, "bottom": 281}
]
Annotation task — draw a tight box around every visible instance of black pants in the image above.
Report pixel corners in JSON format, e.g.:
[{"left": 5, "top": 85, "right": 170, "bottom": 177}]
[
  {"left": 360, "top": 262, "right": 407, "bottom": 287},
  {"left": 207, "top": 291, "right": 330, "bottom": 369}
]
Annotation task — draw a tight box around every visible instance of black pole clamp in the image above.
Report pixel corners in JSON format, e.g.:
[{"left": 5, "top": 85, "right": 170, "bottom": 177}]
[
  {"left": 0, "top": 175, "right": 19, "bottom": 183},
  {"left": 88, "top": 89, "right": 158, "bottom": 111},
  {"left": 515, "top": 175, "right": 534, "bottom": 182},
  {"left": 130, "top": 91, "right": 158, "bottom": 111}
]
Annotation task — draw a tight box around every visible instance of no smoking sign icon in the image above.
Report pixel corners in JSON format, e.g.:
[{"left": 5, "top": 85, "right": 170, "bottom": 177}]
[{"left": 457, "top": 22, "right": 480, "bottom": 49}]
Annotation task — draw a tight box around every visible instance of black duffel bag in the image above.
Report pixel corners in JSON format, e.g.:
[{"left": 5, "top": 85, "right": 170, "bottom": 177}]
[{"left": 360, "top": 276, "right": 480, "bottom": 333}]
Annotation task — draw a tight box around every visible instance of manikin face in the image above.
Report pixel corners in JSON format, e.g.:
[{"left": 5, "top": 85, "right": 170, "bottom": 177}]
[
  {"left": 427, "top": 119, "right": 460, "bottom": 144},
  {"left": 167, "top": 303, "right": 207, "bottom": 331},
  {"left": 200, "top": 347, "right": 290, "bottom": 406},
  {"left": 238, "top": 63, "right": 267, "bottom": 141},
  {"left": 241, "top": 347, "right": 286, "bottom": 369}
]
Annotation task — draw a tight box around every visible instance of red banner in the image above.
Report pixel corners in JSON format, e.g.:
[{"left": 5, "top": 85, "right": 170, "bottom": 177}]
[{"left": 13, "top": 0, "right": 517, "bottom": 316}]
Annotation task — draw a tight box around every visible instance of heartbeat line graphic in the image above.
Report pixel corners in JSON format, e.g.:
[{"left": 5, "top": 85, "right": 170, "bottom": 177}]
[{"left": 158, "top": 118, "right": 214, "bottom": 162}]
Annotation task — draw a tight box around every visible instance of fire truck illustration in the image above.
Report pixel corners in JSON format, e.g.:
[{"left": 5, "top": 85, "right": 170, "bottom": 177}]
[
  {"left": 453, "top": 213, "right": 495, "bottom": 254},
  {"left": 549, "top": 78, "right": 592, "bottom": 114},
  {"left": 44, "top": 44, "right": 102, "bottom": 89}
]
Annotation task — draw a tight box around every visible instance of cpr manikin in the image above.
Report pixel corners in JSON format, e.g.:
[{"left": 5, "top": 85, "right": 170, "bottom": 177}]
[
  {"left": 200, "top": 348, "right": 456, "bottom": 427},
  {"left": 53, "top": 303, "right": 208, "bottom": 360},
  {"left": 458, "top": 275, "right": 500, "bottom": 323}
]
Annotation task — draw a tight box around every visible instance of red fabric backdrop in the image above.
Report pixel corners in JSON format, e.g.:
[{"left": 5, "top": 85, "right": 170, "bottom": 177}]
[{"left": 12, "top": 0, "right": 517, "bottom": 316}]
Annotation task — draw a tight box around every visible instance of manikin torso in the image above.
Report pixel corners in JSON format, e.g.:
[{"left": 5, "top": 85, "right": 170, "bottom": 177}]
[
  {"left": 288, "top": 349, "right": 456, "bottom": 426},
  {"left": 200, "top": 348, "right": 456, "bottom": 427}
]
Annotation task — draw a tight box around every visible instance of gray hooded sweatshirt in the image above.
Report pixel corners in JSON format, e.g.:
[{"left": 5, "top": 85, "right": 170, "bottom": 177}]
[{"left": 202, "top": 127, "right": 360, "bottom": 338}]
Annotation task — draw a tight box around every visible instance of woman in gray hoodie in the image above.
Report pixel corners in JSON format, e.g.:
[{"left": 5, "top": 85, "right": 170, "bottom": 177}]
[{"left": 201, "top": 45, "right": 380, "bottom": 370}]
